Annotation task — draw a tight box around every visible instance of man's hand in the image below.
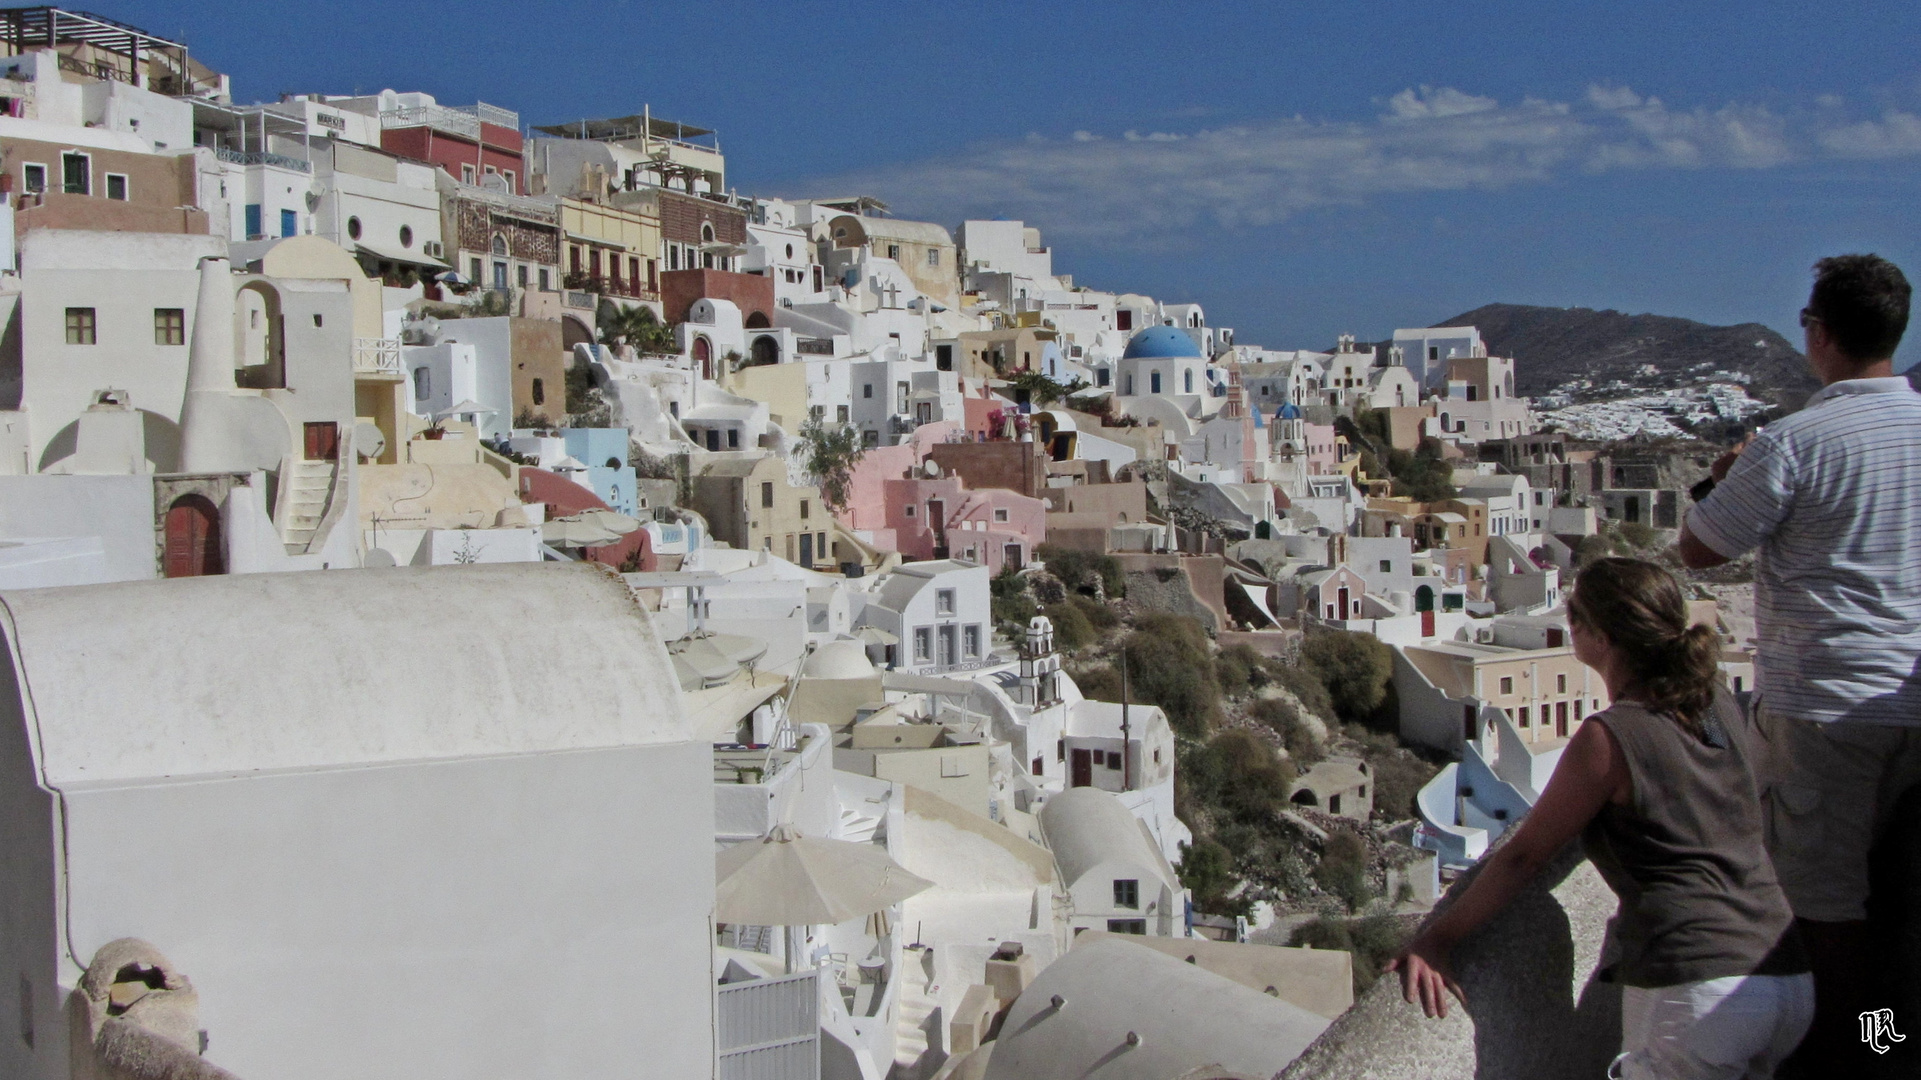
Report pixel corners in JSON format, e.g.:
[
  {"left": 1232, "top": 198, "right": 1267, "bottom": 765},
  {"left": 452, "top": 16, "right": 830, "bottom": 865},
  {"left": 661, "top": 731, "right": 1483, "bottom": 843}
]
[
  {"left": 1710, "top": 433, "right": 1754, "bottom": 483},
  {"left": 1386, "top": 934, "right": 1466, "bottom": 1019}
]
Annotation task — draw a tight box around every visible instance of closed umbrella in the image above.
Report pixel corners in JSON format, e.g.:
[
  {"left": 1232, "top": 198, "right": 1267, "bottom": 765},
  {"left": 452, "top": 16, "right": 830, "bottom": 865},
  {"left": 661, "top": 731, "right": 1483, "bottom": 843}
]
[{"left": 716, "top": 824, "right": 932, "bottom": 927}]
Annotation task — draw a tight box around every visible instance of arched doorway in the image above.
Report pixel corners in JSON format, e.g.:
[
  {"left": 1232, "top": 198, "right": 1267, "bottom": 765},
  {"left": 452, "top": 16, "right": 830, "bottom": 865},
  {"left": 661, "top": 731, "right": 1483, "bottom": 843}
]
[
  {"left": 693, "top": 336, "right": 713, "bottom": 380},
  {"left": 744, "top": 311, "right": 771, "bottom": 330},
  {"left": 1414, "top": 585, "right": 1435, "bottom": 612},
  {"left": 561, "top": 315, "right": 593, "bottom": 352},
  {"left": 750, "top": 335, "right": 779, "bottom": 367},
  {"left": 163, "top": 494, "right": 223, "bottom": 578}
]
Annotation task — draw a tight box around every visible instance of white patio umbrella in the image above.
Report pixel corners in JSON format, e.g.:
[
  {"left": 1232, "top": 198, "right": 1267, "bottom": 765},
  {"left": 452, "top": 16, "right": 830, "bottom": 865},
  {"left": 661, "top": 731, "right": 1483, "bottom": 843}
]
[
  {"left": 716, "top": 824, "right": 932, "bottom": 928},
  {"left": 434, "top": 399, "right": 497, "bottom": 419},
  {"left": 544, "top": 509, "right": 641, "bottom": 548}
]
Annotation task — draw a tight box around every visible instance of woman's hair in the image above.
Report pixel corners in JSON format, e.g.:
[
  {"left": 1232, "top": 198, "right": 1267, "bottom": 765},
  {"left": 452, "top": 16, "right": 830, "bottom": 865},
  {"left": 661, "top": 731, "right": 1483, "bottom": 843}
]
[{"left": 1568, "top": 557, "right": 1722, "bottom": 733}]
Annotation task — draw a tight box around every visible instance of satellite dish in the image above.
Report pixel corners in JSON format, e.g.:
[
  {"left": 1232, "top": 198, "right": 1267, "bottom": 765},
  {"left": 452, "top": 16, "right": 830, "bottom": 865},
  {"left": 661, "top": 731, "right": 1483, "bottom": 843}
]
[
  {"left": 363, "top": 547, "right": 397, "bottom": 568},
  {"left": 304, "top": 189, "right": 321, "bottom": 211},
  {"left": 353, "top": 421, "right": 387, "bottom": 461},
  {"left": 922, "top": 459, "right": 940, "bottom": 479}
]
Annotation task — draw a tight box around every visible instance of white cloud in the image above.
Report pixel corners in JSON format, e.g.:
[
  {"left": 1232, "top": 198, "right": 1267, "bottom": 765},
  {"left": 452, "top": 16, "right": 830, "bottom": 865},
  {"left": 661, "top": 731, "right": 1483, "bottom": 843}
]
[
  {"left": 807, "top": 84, "right": 1921, "bottom": 247},
  {"left": 1819, "top": 111, "right": 1921, "bottom": 158}
]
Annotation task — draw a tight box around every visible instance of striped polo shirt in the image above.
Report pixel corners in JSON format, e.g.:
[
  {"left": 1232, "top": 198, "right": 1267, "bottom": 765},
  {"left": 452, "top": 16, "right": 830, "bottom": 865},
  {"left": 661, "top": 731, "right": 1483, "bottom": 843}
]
[{"left": 1687, "top": 377, "right": 1921, "bottom": 726}]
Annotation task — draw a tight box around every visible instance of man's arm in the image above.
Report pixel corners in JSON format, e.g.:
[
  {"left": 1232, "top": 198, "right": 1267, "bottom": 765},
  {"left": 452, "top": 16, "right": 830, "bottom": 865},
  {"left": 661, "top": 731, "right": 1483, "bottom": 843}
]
[{"left": 1676, "top": 523, "right": 1730, "bottom": 569}]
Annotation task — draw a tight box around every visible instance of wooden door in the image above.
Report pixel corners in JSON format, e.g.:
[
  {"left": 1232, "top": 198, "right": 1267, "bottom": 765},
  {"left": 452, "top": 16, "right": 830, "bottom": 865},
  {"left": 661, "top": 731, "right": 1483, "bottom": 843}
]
[
  {"left": 1556, "top": 702, "right": 1570, "bottom": 738},
  {"left": 163, "top": 495, "right": 223, "bottom": 578},
  {"left": 304, "top": 421, "right": 340, "bottom": 461},
  {"left": 1071, "top": 748, "right": 1093, "bottom": 788},
  {"left": 799, "top": 532, "right": 813, "bottom": 568}
]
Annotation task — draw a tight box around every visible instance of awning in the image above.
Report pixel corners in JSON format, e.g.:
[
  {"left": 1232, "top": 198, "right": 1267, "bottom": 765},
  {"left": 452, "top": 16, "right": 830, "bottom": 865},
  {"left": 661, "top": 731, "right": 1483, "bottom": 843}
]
[
  {"left": 855, "top": 626, "right": 899, "bottom": 646},
  {"left": 354, "top": 242, "right": 448, "bottom": 270}
]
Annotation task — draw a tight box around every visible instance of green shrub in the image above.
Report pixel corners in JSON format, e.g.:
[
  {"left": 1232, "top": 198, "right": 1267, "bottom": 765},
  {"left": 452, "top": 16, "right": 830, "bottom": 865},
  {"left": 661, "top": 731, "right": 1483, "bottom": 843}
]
[
  {"left": 990, "top": 568, "right": 1036, "bottom": 630},
  {"left": 1184, "top": 729, "right": 1297, "bottom": 822},
  {"left": 1067, "top": 593, "right": 1119, "bottom": 632},
  {"left": 1290, "top": 913, "right": 1412, "bottom": 996},
  {"left": 1315, "top": 829, "right": 1373, "bottom": 912},
  {"left": 1120, "top": 614, "right": 1222, "bottom": 734},
  {"left": 1266, "top": 660, "right": 1335, "bottom": 721},
  {"left": 1037, "top": 544, "right": 1124, "bottom": 599},
  {"left": 1044, "top": 601, "right": 1096, "bottom": 652},
  {"left": 1176, "top": 839, "right": 1247, "bottom": 915},
  {"left": 1300, "top": 630, "right": 1394, "bottom": 726},
  {"left": 1249, "top": 697, "right": 1325, "bottom": 767}
]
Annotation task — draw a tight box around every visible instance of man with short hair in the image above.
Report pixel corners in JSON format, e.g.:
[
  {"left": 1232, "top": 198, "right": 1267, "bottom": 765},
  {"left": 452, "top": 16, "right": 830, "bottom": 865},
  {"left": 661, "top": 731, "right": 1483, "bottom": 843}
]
[{"left": 1679, "top": 253, "right": 1918, "bottom": 1071}]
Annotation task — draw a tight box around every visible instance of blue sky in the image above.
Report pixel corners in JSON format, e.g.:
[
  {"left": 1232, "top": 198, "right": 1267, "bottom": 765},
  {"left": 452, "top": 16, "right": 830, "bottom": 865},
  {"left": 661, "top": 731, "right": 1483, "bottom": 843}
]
[{"left": 126, "top": 0, "right": 1921, "bottom": 364}]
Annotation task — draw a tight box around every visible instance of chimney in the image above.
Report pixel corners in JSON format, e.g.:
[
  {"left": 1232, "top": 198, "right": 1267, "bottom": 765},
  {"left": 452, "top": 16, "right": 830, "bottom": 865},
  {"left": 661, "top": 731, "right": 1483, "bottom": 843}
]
[{"left": 177, "top": 256, "right": 235, "bottom": 472}]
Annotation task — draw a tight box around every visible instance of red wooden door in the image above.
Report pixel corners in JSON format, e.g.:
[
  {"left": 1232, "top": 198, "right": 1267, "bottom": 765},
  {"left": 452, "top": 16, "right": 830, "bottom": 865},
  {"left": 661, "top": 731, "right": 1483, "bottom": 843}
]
[
  {"left": 304, "top": 421, "right": 340, "bottom": 461},
  {"left": 163, "top": 495, "right": 223, "bottom": 578},
  {"left": 1071, "top": 748, "right": 1093, "bottom": 788}
]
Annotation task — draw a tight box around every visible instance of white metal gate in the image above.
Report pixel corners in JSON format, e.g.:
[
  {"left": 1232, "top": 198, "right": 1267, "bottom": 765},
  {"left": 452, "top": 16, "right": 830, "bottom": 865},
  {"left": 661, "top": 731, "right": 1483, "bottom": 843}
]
[{"left": 717, "top": 968, "right": 819, "bottom": 1080}]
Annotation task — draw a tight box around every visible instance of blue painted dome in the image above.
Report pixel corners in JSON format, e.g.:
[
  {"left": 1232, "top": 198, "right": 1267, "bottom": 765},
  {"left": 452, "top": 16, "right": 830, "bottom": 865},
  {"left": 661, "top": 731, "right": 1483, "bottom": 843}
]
[
  {"left": 1121, "top": 325, "right": 1202, "bottom": 360},
  {"left": 1277, "top": 402, "right": 1302, "bottom": 420}
]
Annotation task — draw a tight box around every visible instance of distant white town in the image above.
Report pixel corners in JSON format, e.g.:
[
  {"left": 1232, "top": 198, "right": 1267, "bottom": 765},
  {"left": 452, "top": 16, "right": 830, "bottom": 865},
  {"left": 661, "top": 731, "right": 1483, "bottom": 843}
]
[{"left": 0, "top": 9, "right": 1770, "bottom": 1080}]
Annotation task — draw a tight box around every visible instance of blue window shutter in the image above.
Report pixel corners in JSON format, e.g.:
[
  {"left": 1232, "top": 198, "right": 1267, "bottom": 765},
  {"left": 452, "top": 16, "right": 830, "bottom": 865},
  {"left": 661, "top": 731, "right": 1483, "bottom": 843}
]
[
  {"left": 280, "top": 209, "right": 297, "bottom": 237},
  {"left": 244, "top": 204, "right": 261, "bottom": 237}
]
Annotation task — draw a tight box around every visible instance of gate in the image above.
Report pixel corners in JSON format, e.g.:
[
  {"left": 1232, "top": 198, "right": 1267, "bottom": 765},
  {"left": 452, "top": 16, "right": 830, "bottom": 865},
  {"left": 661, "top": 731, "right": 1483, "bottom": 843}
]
[{"left": 717, "top": 968, "right": 819, "bottom": 1080}]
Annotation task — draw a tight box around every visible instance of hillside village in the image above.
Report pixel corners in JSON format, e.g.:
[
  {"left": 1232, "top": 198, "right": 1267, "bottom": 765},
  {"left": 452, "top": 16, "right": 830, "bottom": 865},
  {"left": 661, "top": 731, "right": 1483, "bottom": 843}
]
[{"left": 0, "top": 11, "right": 1770, "bottom": 1080}]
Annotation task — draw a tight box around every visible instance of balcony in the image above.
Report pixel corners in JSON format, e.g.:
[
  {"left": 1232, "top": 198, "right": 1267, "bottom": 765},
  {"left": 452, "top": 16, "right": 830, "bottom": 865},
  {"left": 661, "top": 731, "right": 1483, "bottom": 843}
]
[
  {"left": 352, "top": 337, "right": 402, "bottom": 377},
  {"left": 380, "top": 101, "right": 519, "bottom": 140},
  {"left": 561, "top": 272, "right": 659, "bottom": 302},
  {"left": 213, "top": 147, "right": 311, "bottom": 174}
]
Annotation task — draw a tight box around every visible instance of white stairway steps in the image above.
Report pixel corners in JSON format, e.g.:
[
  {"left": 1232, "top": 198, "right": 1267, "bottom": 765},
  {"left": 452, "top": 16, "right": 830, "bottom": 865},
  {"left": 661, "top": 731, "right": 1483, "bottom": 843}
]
[{"left": 281, "top": 460, "right": 337, "bottom": 554}]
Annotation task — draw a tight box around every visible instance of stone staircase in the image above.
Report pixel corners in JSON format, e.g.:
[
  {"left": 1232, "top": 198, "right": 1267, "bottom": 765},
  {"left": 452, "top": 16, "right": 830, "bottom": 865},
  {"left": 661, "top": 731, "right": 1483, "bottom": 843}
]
[
  {"left": 891, "top": 946, "right": 940, "bottom": 1078},
  {"left": 280, "top": 459, "right": 338, "bottom": 554},
  {"left": 839, "top": 805, "right": 882, "bottom": 844}
]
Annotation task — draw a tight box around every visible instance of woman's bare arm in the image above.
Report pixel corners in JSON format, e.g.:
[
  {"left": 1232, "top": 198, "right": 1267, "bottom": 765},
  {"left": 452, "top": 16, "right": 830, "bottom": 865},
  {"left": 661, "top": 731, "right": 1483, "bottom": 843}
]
[{"left": 1387, "top": 718, "right": 1628, "bottom": 1018}]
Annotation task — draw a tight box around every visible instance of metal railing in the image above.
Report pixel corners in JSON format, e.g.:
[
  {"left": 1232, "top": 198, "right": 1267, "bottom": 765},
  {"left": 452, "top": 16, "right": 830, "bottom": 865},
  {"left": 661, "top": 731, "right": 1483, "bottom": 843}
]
[
  {"left": 564, "top": 291, "right": 595, "bottom": 310},
  {"left": 213, "top": 147, "right": 312, "bottom": 174},
  {"left": 352, "top": 338, "right": 402, "bottom": 376},
  {"left": 380, "top": 101, "right": 519, "bottom": 140},
  {"left": 717, "top": 968, "right": 819, "bottom": 1080}
]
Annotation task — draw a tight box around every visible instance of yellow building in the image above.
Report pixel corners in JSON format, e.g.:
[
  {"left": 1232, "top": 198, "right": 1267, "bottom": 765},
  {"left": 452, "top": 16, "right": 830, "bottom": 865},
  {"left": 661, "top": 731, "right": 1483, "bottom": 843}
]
[{"left": 560, "top": 197, "right": 662, "bottom": 313}]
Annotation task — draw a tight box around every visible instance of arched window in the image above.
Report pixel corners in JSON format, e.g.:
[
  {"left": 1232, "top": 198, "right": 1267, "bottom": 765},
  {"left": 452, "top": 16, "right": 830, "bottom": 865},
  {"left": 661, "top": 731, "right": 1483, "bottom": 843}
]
[
  {"left": 701, "top": 223, "right": 715, "bottom": 243},
  {"left": 491, "top": 234, "right": 507, "bottom": 256},
  {"left": 163, "top": 495, "right": 223, "bottom": 578},
  {"left": 1183, "top": 369, "right": 1193, "bottom": 394},
  {"left": 1150, "top": 371, "right": 1161, "bottom": 395},
  {"left": 346, "top": 216, "right": 362, "bottom": 240},
  {"left": 399, "top": 224, "right": 413, "bottom": 248}
]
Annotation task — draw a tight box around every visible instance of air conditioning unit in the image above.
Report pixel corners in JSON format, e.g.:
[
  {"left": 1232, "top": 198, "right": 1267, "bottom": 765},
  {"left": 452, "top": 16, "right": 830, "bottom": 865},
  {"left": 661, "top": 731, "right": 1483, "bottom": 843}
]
[{"left": 423, "top": 241, "right": 443, "bottom": 258}]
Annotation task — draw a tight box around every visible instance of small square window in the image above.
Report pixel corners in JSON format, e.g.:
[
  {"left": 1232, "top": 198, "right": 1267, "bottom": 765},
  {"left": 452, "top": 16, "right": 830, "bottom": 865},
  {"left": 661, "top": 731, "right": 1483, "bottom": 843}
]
[
  {"left": 153, "top": 308, "right": 184, "bottom": 346},
  {"left": 104, "top": 173, "right": 128, "bottom": 201},
  {"left": 65, "top": 307, "right": 95, "bottom": 345},
  {"left": 994, "top": 508, "right": 1009, "bottom": 523},
  {"left": 800, "top": 499, "right": 810, "bottom": 520},
  {"left": 903, "top": 505, "right": 915, "bottom": 518},
  {"left": 21, "top": 163, "right": 44, "bottom": 194},
  {"left": 1499, "top": 676, "right": 1514, "bottom": 695},
  {"left": 1113, "top": 879, "right": 1139, "bottom": 909},
  {"left": 1557, "top": 673, "right": 1568, "bottom": 694},
  {"left": 862, "top": 384, "right": 873, "bottom": 399},
  {"left": 936, "top": 588, "right": 955, "bottom": 615},
  {"left": 1106, "top": 751, "right": 1121, "bottom": 769},
  {"left": 927, "top": 248, "right": 940, "bottom": 267},
  {"left": 761, "top": 482, "right": 774, "bottom": 509},
  {"left": 1379, "top": 560, "right": 1393, "bottom": 573}
]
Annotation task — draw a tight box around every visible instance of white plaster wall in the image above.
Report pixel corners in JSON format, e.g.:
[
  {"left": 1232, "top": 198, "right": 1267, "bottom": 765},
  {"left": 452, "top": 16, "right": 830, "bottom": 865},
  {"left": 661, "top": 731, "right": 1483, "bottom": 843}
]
[
  {"left": 0, "top": 475, "right": 155, "bottom": 581},
  {"left": 54, "top": 741, "right": 715, "bottom": 1080}
]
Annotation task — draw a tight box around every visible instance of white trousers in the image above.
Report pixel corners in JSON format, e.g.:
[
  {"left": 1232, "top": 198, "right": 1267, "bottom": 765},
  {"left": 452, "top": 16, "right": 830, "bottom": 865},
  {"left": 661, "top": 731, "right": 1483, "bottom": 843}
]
[{"left": 1609, "top": 973, "right": 1815, "bottom": 1080}]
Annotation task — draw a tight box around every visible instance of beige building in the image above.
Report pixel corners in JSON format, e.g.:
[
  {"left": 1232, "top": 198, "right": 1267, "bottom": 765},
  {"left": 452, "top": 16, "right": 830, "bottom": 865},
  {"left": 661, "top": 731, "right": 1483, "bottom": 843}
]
[
  {"left": 1394, "top": 634, "right": 1610, "bottom": 752},
  {"left": 559, "top": 196, "right": 662, "bottom": 313},
  {"left": 827, "top": 214, "right": 958, "bottom": 308},
  {"left": 690, "top": 455, "right": 837, "bottom": 569}
]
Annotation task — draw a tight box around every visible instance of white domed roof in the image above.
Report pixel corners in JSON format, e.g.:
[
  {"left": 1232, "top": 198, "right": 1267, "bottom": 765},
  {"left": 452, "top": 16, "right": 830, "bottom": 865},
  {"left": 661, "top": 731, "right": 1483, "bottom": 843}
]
[{"left": 804, "top": 639, "right": 878, "bottom": 680}]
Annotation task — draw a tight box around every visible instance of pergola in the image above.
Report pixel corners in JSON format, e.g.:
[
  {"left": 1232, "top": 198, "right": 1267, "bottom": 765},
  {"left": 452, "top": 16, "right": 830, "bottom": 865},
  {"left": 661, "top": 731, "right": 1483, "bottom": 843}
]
[{"left": 0, "top": 7, "right": 201, "bottom": 92}]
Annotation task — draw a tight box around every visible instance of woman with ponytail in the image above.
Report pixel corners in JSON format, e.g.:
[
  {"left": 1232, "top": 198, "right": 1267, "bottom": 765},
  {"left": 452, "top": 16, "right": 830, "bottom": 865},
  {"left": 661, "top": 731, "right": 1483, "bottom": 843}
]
[{"left": 1390, "top": 558, "right": 1812, "bottom": 1078}]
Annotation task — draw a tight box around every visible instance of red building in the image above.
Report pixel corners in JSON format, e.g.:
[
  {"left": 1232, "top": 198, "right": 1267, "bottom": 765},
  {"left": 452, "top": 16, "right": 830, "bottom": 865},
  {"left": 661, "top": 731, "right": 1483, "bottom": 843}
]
[{"left": 379, "top": 102, "right": 525, "bottom": 194}]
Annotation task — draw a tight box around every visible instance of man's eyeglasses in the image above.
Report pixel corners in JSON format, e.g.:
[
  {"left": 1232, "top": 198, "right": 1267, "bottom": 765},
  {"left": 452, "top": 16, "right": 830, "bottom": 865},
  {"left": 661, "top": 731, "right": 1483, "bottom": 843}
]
[{"left": 1800, "top": 307, "right": 1823, "bottom": 328}]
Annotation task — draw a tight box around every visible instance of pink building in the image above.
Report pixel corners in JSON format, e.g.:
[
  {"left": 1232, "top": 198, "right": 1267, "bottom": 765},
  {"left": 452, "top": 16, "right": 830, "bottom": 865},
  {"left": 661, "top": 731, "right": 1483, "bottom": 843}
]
[
  {"left": 883, "top": 476, "right": 1046, "bottom": 575},
  {"left": 837, "top": 421, "right": 960, "bottom": 550},
  {"left": 1305, "top": 422, "right": 1340, "bottom": 475}
]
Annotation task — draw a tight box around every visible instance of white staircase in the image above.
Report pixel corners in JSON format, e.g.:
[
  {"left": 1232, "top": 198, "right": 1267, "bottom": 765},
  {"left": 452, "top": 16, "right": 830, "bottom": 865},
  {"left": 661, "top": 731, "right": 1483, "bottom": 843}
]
[
  {"left": 280, "top": 459, "right": 338, "bottom": 554},
  {"left": 839, "top": 805, "right": 882, "bottom": 844},
  {"left": 891, "top": 947, "right": 940, "bottom": 1077}
]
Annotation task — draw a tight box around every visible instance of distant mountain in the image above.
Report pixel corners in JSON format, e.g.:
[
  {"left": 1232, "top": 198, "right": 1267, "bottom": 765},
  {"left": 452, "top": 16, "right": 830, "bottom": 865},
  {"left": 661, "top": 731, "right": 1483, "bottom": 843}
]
[{"left": 1421, "top": 303, "right": 1821, "bottom": 411}]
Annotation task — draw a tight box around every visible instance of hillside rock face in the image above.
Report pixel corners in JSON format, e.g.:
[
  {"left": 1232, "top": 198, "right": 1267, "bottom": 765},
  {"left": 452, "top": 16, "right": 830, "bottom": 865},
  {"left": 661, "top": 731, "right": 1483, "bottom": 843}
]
[{"left": 1428, "top": 304, "right": 1821, "bottom": 411}]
